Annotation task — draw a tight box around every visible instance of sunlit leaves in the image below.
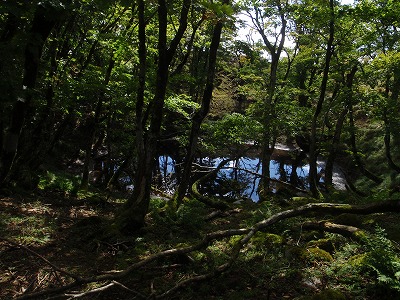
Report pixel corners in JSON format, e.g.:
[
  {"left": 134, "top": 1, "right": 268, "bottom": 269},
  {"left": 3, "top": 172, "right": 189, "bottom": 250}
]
[
  {"left": 203, "top": 113, "right": 262, "bottom": 152},
  {"left": 164, "top": 94, "right": 200, "bottom": 120},
  {"left": 199, "top": 0, "right": 235, "bottom": 19}
]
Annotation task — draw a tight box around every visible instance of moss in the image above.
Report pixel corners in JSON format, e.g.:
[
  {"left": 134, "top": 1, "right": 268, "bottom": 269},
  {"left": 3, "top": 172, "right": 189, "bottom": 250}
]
[
  {"left": 305, "top": 247, "right": 334, "bottom": 262},
  {"left": 291, "top": 197, "right": 315, "bottom": 206},
  {"left": 306, "top": 238, "right": 335, "bottom": 254},
  {"left": 352, "top": 230, "right": 367, "bottom": 241},
  {"left": 347, "top": 253, "right": 367, "bottom": 267},
  {"left": 251, "top": 232, "right": 284, "bottom": 249},
  {"left": 285, "top": 245, "right": 308, "bottom": 260}
]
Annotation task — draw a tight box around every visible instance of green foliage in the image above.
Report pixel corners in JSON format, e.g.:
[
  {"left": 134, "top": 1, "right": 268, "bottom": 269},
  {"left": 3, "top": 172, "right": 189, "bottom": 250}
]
[
  {"left": 175, "top": 200, "right": 207, "bottom": 231},
  {"left": 323, "top": 227, "right": 400, "bottom": 298},
  {"left": 363, "top": 227, "right": 400, "bottom": 293},
  {"left": 164, "top": 94, "right": 200, "bottom": 120},
  {"left": 202, "top": 113, "right": 262, "bottom": 153},
  {"left": 149, "top": 198, "right": 206, "bottom": 233},
  {"left": 199, "top": 0, "right": 234, "bottom": 18},
  {"left": 38, "top": 171, "right": 79, "bottom": 194}
]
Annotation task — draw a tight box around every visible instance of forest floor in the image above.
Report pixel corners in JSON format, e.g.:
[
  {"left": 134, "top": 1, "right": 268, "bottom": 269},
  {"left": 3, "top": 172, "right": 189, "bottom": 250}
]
[{"left": 1, "top": 188, "right": 400, "bottom": 300}]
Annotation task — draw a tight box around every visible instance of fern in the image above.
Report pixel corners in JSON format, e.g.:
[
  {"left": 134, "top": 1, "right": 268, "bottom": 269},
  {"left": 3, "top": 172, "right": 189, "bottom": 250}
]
[{"left": 364, "top": 226, "right": 400, "bottom": 292}]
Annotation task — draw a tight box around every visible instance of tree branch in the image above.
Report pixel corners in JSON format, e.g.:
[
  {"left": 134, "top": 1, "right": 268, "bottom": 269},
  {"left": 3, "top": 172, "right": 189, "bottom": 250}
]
[{"left": 14, "top": 199, "right": 400, "bottom": 299}]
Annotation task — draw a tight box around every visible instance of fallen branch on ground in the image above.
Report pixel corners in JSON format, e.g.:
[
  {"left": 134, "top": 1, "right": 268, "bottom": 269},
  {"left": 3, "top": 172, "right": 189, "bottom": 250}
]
[
  {"left": 302, "top": 221, "right": 364, "bottom": 241},
  {"left": 10, "top": 199, "right": 400, "bottom": 299}
]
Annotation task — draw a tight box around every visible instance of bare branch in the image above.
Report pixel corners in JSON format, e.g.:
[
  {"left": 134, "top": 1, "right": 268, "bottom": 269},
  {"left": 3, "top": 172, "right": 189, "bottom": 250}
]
[
  {"left": 0, "top": 238, "right": 81, "bottom": 281},
  {"left": 14, "top": 199, "right": 400, "bottom": 300}
]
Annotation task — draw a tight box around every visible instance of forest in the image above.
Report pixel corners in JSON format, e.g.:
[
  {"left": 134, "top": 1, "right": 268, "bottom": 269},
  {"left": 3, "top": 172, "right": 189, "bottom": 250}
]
[{"left": 1, "top": 0, "right": 400, "bottom": 299}]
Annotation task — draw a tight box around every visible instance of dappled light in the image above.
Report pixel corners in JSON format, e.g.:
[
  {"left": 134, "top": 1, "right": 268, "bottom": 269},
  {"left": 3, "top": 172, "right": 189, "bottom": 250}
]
[{"left": 1, "top": 0, "right": 400, "bottom": 299}]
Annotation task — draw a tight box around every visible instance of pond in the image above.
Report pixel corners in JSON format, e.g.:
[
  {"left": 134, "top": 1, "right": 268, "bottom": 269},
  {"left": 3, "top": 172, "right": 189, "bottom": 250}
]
[{"left": 155, "top": 146, "right": 346, "bottom": 202}]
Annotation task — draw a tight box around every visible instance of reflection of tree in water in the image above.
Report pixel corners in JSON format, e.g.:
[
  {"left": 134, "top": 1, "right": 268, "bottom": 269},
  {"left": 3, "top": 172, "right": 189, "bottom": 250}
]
[
  {"left": 153, "top": 150, "right": 324, "bottom": 201},
  {"left": 155, "top": 155, "right": 177, "bottom": 194}
]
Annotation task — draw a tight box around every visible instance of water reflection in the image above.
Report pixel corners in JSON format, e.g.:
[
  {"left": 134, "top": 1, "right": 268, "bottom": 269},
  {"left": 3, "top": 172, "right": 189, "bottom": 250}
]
[
  {"left": 199, "top": 156, "right": 322, "bottom": 202},
  {"left": 155, "top": 150, "right": 326, "bottom": 202}
]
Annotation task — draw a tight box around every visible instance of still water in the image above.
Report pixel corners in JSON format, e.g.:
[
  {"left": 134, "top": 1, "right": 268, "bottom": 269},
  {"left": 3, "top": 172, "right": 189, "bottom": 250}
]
[{"left": 156, "top": 150, "right": 340, "bottom": 202}]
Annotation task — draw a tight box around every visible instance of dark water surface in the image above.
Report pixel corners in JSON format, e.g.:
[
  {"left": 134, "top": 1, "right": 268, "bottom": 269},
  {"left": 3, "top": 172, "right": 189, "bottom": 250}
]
[{"left": 156, "top": 146, "right": 345, "bottom": 202}]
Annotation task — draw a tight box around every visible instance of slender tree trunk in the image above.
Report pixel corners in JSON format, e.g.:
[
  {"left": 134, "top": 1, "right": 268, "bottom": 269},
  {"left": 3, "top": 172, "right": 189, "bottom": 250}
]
[
  {"left": 80, "top": 55, "right": 115, "bottom": 190},
  {"left": 260, "top": 57, "right": 279, "bottom": 193},
  {"left": 324, "top": 108, "right": 347, "bottom": 187},
  {"left": 251, "top": 3, "right": 286, "bottom": 195},
  {"left": 20, "top": 25, "right": 61, "bottom": 172},
  {"left": 0, "top": 12, "right": 20, "bottom": 152},
  {"left": 309, "top": 0, "right": 335, "bottom": 197},
  {"left": 121, "top": 0, "right": 169, "bottom": 231},
  {"left": 118, "top": 0, "right": 191, "bottom": 232},
  {"left": 0, "top": 5, "right": 56, "bottom": 185},
  {"left": 348, "top": 96, "right": 383, "bottom": 184},
  {"left": 175, "top": 5, "right": 227, "bottom": 206},
  {"left": 324, "top": 66, "right": 357, "bottom": 188}
]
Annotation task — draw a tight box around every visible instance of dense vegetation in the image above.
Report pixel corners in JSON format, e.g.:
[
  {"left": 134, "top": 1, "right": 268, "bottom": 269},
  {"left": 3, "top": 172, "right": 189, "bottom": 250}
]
[{"left": 1, "top": 0, "right": 400, "bottom": 299}]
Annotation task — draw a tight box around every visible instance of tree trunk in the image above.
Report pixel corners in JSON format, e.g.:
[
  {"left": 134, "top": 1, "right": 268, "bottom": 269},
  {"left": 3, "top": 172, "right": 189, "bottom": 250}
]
[
  {"left": 0, "top": 5, "right": 56, "bottom": 185},
  {"left": 251, "top": 3, "right": 286, "bottom": 195},
  {"left": 324, "top": 66, "right": 357, "bottom": 188},
  {"left": 175, "top": 3, "right": 227, "bottom": 207},
  {"left": 80, "top": 55, "right": 115, "bottom": 190},
  {"left": 309, "top": 0, "right": 335, "bottom": 197},
  {"left": 324, "top": 108, "right": 347, "bottom": 188},
  {"left": 118, "top": 0, "right": 191, "bottom": 232}
]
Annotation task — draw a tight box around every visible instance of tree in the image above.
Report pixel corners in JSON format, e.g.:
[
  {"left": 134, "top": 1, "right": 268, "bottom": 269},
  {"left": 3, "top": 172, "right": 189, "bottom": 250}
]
[
  {"left": 0, "top": 2, "right": 64, "bottom": 185},
  {"left": 357, "top": 0, "right": 400, "bottom": 174},
  {"left": 240, "top": 0, "right": 288, "bottom": 196},
  {"left": 117, "top": 0, "right": 192, "bottom": 232},
  {"left": 174, "top": 0, "right": 231, "bottom": 207}
]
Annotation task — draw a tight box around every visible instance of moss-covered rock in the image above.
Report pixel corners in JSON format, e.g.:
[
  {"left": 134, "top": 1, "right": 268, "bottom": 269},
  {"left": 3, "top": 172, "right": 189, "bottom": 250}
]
[
  {"left": 284, "top": 245, "right": 308, "bottom": 260},
  {"left": 307, "top": 238, "right": 335, "bottom": 254},
  {"left": 285, "top": 245, "right": 333, "bottom": 263},
  {"left": 305, "top": 247, "right": 334, "bottom": 262},
  {"left": 251, "top": 232, "right": 284, "bottom": 249}
]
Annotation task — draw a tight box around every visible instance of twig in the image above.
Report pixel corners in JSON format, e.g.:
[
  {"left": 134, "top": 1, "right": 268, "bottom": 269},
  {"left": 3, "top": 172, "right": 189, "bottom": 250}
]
[
  {"left": 14, "top": 199, "right": 400, "bottom": 300},
  {"left": 64, "top": 280, "right": 147, "bottom": 299},
  {"left": 65, "top": 282, "right": 113, "bottom": 299},
  {"left": 0, "top": 238, "right": 81, "bottom": 281}
]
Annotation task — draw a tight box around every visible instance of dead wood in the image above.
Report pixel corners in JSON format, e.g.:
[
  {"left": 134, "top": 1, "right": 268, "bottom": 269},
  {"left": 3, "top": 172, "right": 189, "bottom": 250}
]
[
  {"left": 302, "top": 220, "right": 364, "bottom": 240},
  {"left": 11, "top": 199, "right": 400, "bottom": 300}
]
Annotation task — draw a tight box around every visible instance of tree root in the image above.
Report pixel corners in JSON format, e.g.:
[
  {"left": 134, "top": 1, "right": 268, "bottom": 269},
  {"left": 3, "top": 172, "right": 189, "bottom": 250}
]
[{"left": 7, "top": 199, "right": 400, "bottom": 299}]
